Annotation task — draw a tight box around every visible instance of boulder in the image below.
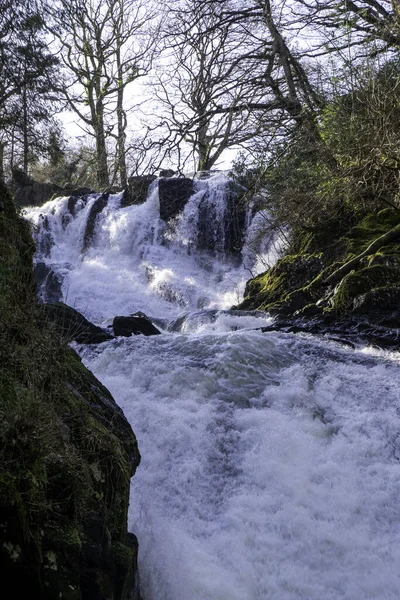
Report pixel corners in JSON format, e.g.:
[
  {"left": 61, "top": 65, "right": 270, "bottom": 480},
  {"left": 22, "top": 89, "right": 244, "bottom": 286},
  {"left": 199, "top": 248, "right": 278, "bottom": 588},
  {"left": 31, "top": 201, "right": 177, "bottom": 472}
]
[
  {"left": 158, "top": 177, "right": 194, "bottom": 221},
  {"left": 42, "top": 302, "right": 114, "bottom": 344},
  {"left": 113, "top": 313, "right": 161, "bottom": 337},
  {"left": 124, "top": 175, "right": 157, "bottom": 207}
]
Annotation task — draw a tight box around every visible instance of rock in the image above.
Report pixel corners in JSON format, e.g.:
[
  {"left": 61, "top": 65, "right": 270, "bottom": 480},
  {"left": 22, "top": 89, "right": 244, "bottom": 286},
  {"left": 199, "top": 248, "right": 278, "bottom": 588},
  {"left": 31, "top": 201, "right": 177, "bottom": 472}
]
[
  {"left": 261, "top": 313, "right": 400, "bottom": 350},
  {"left": 196, "top": 181, "right": 247, "bottom": 254},
  {"left": 113, "top": 313, "right": 161, "bottom": 337},
  {"left": 0, "top": 180, "right": 141, "bottom": 600},
  {"left": 42, "top": 302, "right": 114, "bottom": 344},
  {"left": 158, "top": 177, "right": 194, "bottom": 221},
  {"left": 159, "top": 168, "right": 176, "bottom": 178},
  {"left": 124, "top": 175, "right": 157, "bottom": 207},
  {"left": 34, "top": 262, "right": 63, "bottom": 303},
  {"left": 82, "top": 192, "right": 109, "bottom": 251}
]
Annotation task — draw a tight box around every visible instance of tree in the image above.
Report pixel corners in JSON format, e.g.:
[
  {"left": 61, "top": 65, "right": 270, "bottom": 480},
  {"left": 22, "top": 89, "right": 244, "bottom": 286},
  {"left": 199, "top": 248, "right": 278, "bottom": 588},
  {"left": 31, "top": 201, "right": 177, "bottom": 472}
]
[
  {"left": 0, "top": 1, "right": 60, "bottom": 177},
  {"left": 151, "top": 0, "right": 329, "bottom": 171},
  {"left": 48, "top": 0, "right": 157, "bottom": 188}
]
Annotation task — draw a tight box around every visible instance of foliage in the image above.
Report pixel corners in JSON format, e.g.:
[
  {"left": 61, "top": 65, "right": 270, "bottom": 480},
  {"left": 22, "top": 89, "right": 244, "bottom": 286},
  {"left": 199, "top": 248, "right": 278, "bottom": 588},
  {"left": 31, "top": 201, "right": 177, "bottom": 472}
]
[{"left": 0, "top": 1, "right": 60, "bottom": 175}]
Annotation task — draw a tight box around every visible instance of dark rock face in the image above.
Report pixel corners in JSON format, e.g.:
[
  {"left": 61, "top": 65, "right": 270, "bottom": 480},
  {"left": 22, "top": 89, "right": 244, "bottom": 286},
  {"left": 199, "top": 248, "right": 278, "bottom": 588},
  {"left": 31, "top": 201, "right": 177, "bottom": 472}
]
[
  {"left": 113, "top": 313, "right": 161, "bottom": 337},
  {"left": 0, "top": 181, "right": 141, "bottom": 600},
  {"left": 34, "top": 262, "right": 63, "bottom": 303},
  {"left": 196, "top": 182, "right": 247, "bottom": 254},
  {"left": 158, "top": 177, "right": 194, "bottom": 221},
  {"left": 82, "top": 192, "right": 109, "bottom": 251},
  {"left": 123, "top": 175, "right": 156, "bottom": 208},
  {"left": 42, "top": 302, "right": 114, "bottom": 344}
]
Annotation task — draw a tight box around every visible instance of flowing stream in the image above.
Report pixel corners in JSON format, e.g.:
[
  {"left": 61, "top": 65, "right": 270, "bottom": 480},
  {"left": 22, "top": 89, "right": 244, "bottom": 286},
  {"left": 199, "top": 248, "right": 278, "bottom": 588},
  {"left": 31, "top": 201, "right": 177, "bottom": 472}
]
[{"left": 24, "top": 174, "right": 400, "bottom": 600}]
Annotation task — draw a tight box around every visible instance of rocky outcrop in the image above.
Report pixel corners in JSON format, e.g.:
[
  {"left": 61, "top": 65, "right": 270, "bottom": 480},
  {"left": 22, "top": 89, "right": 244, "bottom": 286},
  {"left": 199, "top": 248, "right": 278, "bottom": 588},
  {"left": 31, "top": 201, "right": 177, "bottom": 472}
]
[
  {"left": 0, "top": 181, "right": 141, "bottom": 599},
  {"left": 113, "top": 313, "right": 161, "bottom": 337},
  {"left": 158, "top": 177, "right": 194, "bottom": 221},
  {"left": 12, "top": 168, "right": 95, "bottom": 208},
  {"left": 42, "top": 302, "right": 114, "bottom": 344},
  {"left": 236, "top": 208, "right": 400, "bottom": 346},
  {"left": 123, "top": 175, "right": 156, "bottom": 208}
]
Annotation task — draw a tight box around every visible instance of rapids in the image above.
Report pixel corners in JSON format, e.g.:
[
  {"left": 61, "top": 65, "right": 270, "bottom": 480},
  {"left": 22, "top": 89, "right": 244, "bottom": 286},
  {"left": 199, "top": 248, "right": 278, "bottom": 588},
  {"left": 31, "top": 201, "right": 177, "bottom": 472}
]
[{"left": 24, "top": 174, "right": 400, "bottom": 600}]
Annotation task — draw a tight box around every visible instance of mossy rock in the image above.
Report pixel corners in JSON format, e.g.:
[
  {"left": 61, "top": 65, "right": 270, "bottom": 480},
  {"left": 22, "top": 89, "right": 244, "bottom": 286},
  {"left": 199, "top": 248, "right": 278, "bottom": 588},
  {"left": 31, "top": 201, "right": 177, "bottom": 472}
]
[
  {"left": 342, "top": 208, "right": 400, "bottom": 258},
  {"left": 239, "top": 253, "right": 324, "bottom": 311},
  {"left": 0, "top": 181, "right": 141, "bottom": 599},
  {"left": 333, "top": 265, "right": 400, "bottom": 313},
  {"left": 237, "top": 206, "right": 400, "bottom": 324}
]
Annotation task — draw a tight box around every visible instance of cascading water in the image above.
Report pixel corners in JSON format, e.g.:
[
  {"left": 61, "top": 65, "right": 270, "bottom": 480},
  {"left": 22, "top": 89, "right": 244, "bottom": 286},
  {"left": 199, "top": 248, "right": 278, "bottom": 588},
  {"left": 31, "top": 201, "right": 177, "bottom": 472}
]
[
  {"left": 24, "top": 174, "right": 400, "bottom": 600},
  {"left": 25, "top": 174, "right": 275, "bottom": 321}
]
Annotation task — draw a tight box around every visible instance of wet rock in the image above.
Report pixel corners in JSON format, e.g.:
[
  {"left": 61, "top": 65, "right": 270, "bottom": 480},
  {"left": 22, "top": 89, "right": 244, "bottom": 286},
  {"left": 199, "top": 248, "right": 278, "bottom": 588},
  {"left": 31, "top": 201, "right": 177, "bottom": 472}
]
[
  {"left": 113, "top": 313, "right": 161, "bottom": 337},
  {"left": 261, "top": 314, "right": 400, "bottom": 350},
  {"left": 82, "top": 192, "right": 109, "bottom": 251},
  {"left": 42, "top": 302, "right": 114, "bottom": 344},
  {"left": 158, "top": 177, "right": 194, "bottom": 221},
  {"left": 34, "top": 262, "right": 63, "bottom": 303},
  {"left": 124, "top": 175, "right": 157, "bottom": 208}
]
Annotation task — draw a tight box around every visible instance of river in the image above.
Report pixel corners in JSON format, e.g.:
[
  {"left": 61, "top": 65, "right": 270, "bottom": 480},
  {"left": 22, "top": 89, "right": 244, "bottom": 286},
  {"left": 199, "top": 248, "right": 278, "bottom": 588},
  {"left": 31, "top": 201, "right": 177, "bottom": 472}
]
[{"left": 24, "top": 174, "right": 400, "bottom": 600}]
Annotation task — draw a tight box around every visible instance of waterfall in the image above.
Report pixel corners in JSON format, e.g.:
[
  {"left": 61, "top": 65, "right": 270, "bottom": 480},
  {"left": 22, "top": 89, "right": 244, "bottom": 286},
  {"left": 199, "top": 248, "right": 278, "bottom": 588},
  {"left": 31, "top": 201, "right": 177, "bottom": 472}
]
[
  {"left": 22, "top": 174, "right": 400, "bottom": 600},
  {"left": 23, "top": 173, "right": 280, "bottom": 322}
]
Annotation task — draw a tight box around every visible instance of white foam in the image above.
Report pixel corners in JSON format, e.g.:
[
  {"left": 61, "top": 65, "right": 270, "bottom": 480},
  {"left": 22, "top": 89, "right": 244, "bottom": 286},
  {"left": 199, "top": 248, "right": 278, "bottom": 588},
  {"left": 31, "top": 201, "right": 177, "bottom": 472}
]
[{"left": 78, "top": 331, "right": 400, "bottom": 600}]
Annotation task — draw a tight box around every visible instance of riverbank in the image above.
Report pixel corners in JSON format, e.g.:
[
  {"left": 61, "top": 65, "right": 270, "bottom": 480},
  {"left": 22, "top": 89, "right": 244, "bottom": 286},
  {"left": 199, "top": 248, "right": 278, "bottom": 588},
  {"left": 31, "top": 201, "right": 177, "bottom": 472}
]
[{"left": 235, "top": 207, "right": 400, "bottom": 349}]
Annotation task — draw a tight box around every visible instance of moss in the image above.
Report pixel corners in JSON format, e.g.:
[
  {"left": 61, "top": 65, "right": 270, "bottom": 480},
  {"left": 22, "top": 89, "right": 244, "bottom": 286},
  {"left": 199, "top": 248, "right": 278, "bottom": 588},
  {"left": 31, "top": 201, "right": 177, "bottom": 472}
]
[
  {"left": 0, "top": 181, "right": 140, "bottom": 598},
  {"left": 240, "top": 253, "right": 324, "bottom": 311},
  {"left": 342, "top": 208, "right": 400, "bottom": 257},
  {"left": 236, "top": 205, "right": 400, "bottom": 320},
  {"left": 333, "top": 264, "right": 400, "bottom": 312}
]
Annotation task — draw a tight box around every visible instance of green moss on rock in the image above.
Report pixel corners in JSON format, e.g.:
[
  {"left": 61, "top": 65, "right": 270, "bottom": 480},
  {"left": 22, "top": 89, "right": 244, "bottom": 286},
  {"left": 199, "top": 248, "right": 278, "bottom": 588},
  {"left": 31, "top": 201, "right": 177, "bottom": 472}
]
[{"left": 236, "top": 206, "right": 400, "bottom": 323}]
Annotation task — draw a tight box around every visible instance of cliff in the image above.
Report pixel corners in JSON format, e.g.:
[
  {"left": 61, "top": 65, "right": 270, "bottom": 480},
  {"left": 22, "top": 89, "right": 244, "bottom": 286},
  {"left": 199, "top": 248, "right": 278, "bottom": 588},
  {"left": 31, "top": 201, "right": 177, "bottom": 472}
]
[{"left": 0, "top": 180, "right": 141, "bottom": 599}]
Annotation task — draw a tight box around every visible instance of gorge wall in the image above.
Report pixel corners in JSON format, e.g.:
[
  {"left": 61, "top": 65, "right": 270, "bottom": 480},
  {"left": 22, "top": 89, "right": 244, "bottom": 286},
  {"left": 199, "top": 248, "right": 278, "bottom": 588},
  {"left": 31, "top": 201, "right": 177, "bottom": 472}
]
[{"left": 0, "top": 180, "right": 141, "bottom": 599}]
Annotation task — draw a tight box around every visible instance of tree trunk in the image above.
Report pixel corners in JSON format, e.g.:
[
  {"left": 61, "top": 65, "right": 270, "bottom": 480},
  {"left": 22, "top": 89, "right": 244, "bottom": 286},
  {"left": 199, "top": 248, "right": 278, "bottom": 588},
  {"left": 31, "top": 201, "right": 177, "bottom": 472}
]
[
  {"left": 94, "top": 104, "right": 109, "bottom": 189},
  {"left": 0, "top": 142, "right": 5, "bottom": 182},
  {"left": 23, "top": 83, "right": 29, "bottom": 173},
  {"left": 116, "top": 44, "right": 127, "bottom": 188}
]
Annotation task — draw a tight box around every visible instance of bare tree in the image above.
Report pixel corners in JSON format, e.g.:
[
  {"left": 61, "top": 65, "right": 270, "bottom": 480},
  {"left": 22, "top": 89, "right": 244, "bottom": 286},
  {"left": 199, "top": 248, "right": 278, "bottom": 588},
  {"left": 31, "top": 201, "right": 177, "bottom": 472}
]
[
  {"left": 48, "top": 0, "right": 157, "bottom": 188},
  {"left": 149, "top": 0, "right": 330, "bottom": 171}
]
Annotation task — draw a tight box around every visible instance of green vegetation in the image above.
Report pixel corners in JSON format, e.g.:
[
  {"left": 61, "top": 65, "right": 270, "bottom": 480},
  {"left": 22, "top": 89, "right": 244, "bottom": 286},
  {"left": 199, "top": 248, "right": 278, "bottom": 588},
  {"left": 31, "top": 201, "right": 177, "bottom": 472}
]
[
  {"left": 237, "top": 207, "right": 400, "bottom": 321},
  {"left": 0, "top": 181, "right": 140, "bottom": 598}
]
